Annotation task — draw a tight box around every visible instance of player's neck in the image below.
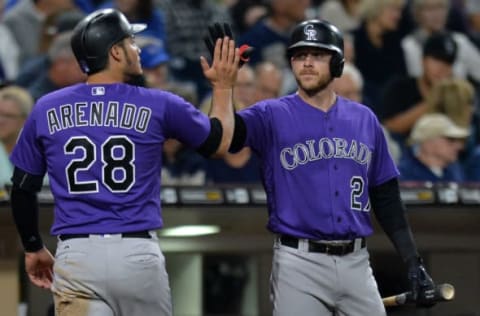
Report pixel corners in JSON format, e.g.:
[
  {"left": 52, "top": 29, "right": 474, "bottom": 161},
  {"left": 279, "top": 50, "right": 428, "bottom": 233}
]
[
  {"left": 86, "top": 70, "right": 125, "bottom": 85},
  {"left": 298, "top": 88, "right": 336, "bottom": 112}
]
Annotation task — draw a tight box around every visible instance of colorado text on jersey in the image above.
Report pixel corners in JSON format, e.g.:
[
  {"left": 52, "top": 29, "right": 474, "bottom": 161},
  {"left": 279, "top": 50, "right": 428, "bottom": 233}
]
[{"left": 279, "top": 138, "right": 372, "bottom": 170}]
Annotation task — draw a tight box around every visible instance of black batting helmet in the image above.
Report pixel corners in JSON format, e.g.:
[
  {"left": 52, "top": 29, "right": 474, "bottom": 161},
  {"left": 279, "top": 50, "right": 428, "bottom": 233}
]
[
  {"left": 71, "top": 8, "right": 146, "bottom": 74},
  {"left": 287, "top": 19, "right": 345, "bottom": 78}
]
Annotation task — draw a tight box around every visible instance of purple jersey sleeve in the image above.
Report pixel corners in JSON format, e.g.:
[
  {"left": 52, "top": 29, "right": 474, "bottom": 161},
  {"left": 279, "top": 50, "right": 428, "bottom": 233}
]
[
  {"left": 11, "top": 106, "right": 47, "bottom": 176},
  {"left": 237, "top": 94, "right": 399, "bottom": 240},
  {"left": 162, "top": 92, "right": 210, "bottom": 148},
  {"left": 10, "top": 83, "right": 210, "bottom": 235}
]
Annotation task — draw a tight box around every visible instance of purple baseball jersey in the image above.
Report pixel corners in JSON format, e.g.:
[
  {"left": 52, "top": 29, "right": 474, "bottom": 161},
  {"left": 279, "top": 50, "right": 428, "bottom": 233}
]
[
  {"left": 11, "top": 83, "right": 210, "bottom": 235},
  {"left": 238, "top": 94, "right": 399, "bottom": 240}
]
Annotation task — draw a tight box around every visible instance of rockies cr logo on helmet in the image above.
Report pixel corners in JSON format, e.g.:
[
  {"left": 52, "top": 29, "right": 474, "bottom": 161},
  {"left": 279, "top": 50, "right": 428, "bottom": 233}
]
[
  {"left": 287, "top": 19, "right": 345, "bottom": 78},
  {"left": 304, "top": 24, "right": 318, "bottom": 41}
]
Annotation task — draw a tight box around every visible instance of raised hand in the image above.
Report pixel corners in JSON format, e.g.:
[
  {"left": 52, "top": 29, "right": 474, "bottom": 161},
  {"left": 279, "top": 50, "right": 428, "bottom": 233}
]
[
  {"left": 204, "top": 22, "right": 253, "bottom": 67},
  {"left": 200, "top": 35, "right": 240, "bottom": 89}
]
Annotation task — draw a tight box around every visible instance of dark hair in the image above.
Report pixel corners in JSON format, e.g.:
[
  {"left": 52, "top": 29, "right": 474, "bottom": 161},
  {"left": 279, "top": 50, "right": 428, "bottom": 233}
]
[{"left": 423, "top": 31, "right": 457, "bottom": 64}]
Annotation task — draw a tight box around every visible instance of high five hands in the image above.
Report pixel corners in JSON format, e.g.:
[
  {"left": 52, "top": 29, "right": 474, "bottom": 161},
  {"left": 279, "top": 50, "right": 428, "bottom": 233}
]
[{"left": 204, "top": 23, "right": 253, "bottom": 67}]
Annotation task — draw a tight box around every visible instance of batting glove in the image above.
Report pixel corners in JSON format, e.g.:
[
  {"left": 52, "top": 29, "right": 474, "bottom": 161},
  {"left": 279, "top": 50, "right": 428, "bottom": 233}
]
[
  {"left": 407, "top": 257, "right": 437, "bottom": 308},
  {"left": 204, "top": 22, "right": 254, "bottom": 67}
]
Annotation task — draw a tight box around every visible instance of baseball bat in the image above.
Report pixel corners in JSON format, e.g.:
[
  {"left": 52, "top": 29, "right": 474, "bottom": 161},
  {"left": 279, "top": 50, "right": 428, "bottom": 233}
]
[{"left": 382, "top": 283, "right": 455, "bottom": 307}]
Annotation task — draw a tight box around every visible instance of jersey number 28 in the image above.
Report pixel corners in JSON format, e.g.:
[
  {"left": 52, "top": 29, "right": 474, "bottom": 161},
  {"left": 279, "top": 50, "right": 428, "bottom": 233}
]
[{"left": 65, "top": 135, "right": 135, "bottom": 194}]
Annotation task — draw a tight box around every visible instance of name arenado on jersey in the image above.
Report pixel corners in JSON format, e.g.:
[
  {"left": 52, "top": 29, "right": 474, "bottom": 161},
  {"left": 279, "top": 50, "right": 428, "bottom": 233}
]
[
  {"left": 46, "top": 101, "right": 152, "bottom": 135},
  {"left": 280, "top": 138, "right": 372, "bottom": 170}
]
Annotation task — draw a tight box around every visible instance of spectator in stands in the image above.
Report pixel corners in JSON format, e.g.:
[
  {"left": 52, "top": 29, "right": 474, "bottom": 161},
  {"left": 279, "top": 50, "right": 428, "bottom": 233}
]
[
  {"left": 3, "top": 0, "right": 100, "bottom": 14},
  {"left": 159, "top": 0, "right": 231, "bottom": 102},
  {"left": 15, "top": 9, "right": 85, "bottom": 88},
  {"left": 332, "top": 62, "right": 402, "bottom": 163},
  {"left": 239, "top": 0, "right": 310, "bottom": 94},
  {"left": 424, "top": 77, "right": 478, "bottom": 178},
  {"left": 380, "top": 31, "right": 457, "bottom": 151},
  {"left": 352, "top": 0, "right": 407, "bottom": 112},
  {"left": 398, "top": 113, "right": 469, "bottom": 182},
  {"left": 3, "top": 0, "right": 75, "bottom": 63},
  {"left": 161, "top": 138, "right": 208, "bottom": 185},
  {"left": 466, "top": 0, "right": 480, "bottom": 48},
  {"left": 232, "top": 64, "right": 257, "bottom": 108},
  {"left": 425, "top": 78, "right": 476, "bottom": 129},
  {"left": 228, "top": 0, "right": 268, "bottom": 36},
  {"left": 402, "top": 0, "right": 480, "bottom": 84},
  {"left": 331, "top": 62, "right": 364, "bottom": 103},
  {"left": 239, "top": 0, "right": 309, "bottom": 66},
  {"left": 99, "top": 0, "right": 166, "bottom": 42},
  {"left": 317, "top": 0, "right": 362, "bottom": 33},
  {"left": 38, "top": 8, "right": 85, "bottom": 54},
  {"left": 0, "top": 86, "right": 33, "bottom": 188},
  {"left": 137, "top": 36, "right": 171, "bottom": 90},
  {"left": 0, "top": 15, "right": 20, "bottom": 85},
  {"left": 253, "top": 61, "right": 283, "bottom": 102},
  {"left": 27, "top": 31, "right": 86, "bottom": 100},
  {"left": 343, "top": 32, "right": 356, "bottom": 63}
]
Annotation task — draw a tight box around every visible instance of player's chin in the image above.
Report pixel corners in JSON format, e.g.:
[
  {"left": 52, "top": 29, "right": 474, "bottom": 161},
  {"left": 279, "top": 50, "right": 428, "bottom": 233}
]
[{"left": 299, "top": 81, "right": 321, "bottom": 91}]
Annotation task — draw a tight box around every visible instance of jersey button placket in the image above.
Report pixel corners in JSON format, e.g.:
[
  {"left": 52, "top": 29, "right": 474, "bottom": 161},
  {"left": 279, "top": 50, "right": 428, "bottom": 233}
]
[{"left": 325, "top": 113, "right": 337, "bottom": 232}]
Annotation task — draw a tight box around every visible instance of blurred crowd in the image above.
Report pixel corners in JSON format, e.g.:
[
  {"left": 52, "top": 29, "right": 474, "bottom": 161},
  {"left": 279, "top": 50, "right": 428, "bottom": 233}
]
[{"left": 1, "top": 0, "right": 480, "bottom": 189}]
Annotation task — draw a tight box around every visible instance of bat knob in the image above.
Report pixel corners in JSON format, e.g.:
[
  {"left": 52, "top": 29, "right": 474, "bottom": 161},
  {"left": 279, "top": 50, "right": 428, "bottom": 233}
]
[{"left": 439, "top": 283, "right": 455, "bottom": 301}]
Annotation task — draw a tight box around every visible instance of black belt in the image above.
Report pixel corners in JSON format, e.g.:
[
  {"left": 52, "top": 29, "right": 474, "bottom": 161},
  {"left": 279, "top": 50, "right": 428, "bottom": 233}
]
[
  {"left": 279, "top": 235, "right": 366, "bottom": 256},
  {"left": 59, "top": 230, "right": 151, "bottom": 241}
]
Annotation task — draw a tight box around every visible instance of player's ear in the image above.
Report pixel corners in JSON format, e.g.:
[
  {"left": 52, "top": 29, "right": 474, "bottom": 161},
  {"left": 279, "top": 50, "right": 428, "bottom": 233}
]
[{"left": 110, "top": 43, "right": 123, "bottom": 62}]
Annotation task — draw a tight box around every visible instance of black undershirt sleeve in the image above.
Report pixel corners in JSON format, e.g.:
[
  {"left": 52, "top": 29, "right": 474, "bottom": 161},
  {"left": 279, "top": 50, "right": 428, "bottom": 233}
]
[
  {"left": 196, "top": 118, "right": 223, "bottom": 157},
  {"left": 10, "top": 167, "right": 44, "bottom": 252},
  {"left": 369, "top": 177, "right": 419, "bottom": 262},
  {"left": 196, "top": 114, "right": 248, "bottom": 157},
  {"left": 229, "top": 113, "right": 247, "bottom": 153}
]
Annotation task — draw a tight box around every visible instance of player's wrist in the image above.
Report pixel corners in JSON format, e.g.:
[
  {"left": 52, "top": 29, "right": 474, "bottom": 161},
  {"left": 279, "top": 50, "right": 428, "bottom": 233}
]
[
  {"left": 212, "top": 84, "right": 235, "bottom": 90},
  {"left": 22, "top": 234, "right": 44, "bottom": 253}
]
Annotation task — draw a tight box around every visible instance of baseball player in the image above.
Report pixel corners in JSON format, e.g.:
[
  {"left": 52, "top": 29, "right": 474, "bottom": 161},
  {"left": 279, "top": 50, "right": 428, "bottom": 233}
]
[
  {"left": 229, "top": 20, "right": 438, "bottom": 315},
  {"left": 9, "top": 9, "right": 239, "bottom": 316}
]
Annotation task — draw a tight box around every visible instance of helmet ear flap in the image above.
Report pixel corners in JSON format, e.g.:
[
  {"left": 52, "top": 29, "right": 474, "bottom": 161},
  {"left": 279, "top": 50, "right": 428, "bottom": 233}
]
[{"left": 330, "top": 53, "right": 344, "bottom": 78}]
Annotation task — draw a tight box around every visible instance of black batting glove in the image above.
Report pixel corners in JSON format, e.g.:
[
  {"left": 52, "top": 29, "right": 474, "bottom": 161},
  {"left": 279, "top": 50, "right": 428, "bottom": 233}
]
[
  {"left": 407, "top": 257, "right": 437, "bottom": 308},
  {"left": 204, "top": 22, "right": 254, "bottom": 67}
]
